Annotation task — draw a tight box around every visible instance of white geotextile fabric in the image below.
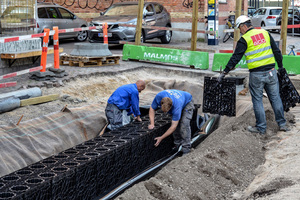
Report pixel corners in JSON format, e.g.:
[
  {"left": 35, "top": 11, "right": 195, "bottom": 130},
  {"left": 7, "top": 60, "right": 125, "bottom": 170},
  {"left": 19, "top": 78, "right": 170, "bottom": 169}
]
[
  {"left": 0, "top": 80, "right": 205, "bottom": 177},
  {"left": 0, "top": 104, "right": 106, "bottom": 177}
]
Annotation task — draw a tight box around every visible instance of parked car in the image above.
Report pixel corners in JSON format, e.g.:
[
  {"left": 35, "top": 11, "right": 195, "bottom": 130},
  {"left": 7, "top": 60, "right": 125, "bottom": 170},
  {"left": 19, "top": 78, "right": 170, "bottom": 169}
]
[
  {"left": 36, "top": 2, "right": 88, "bottom": 42},
  {"left": 88, "top": 2, "right": 172, "bottom": 44},
  {"left": 251, "top": 7, "right": 282, "bottom": 27},
  {"left": 276, "top": 8, "right": 300, "bottom": 33},
  {"left": 0, "top": 2, "right": 88, "bottom": 41},
  {"left": 248, "top": 6, "right": 256, "bottom": 17},
  {"left": 0, "top": 6, "right": 35, "bottom": 34}
]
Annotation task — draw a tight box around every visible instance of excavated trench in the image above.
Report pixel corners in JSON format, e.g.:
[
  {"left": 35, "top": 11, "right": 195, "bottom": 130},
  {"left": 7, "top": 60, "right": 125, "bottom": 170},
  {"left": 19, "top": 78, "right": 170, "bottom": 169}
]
[{"left": 0, "top": 67, "right": 296, "bottom": 199}]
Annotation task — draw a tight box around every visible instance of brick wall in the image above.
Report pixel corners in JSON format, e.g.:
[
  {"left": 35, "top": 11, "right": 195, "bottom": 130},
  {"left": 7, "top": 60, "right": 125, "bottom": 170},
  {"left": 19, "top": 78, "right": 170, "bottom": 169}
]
[{"left": 46, "top": 0, "right": 248, "bottom": 24}]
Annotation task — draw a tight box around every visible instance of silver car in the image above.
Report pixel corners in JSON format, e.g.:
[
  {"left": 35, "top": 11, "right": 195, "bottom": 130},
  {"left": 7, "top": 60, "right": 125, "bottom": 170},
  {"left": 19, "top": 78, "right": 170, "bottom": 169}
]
[
  {"left": 36, "top": 3, "right": 88, "bottom": 42},
  {"left": 0, "top": 2, "right": 88, "bottom": 41},
  {"left": 88, "top": 2, "right": 172, "bottom": 44},
  {"left": 251, "top": 7, "right": 282, "bottom": 27}
]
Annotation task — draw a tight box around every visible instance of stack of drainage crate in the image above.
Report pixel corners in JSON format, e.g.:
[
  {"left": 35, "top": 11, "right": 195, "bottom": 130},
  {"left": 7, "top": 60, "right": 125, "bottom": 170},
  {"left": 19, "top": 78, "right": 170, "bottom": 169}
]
[
  {"left": 0, "top": 108, "right": 199, "bottom": 200},
  {"left": 202, "top": 76, "right": 237, "bottom": 116}
]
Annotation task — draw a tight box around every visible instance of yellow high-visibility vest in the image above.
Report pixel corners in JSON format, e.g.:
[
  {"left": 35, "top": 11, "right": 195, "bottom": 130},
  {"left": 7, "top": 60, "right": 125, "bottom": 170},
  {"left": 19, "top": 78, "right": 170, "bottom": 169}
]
[{"left": 242, "top": 29, "right": 275, "bottom": 69}]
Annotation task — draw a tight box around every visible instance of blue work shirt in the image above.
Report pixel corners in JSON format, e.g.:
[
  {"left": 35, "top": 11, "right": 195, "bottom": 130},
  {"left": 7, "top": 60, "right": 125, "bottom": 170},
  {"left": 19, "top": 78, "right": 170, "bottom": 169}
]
[
  {"left": 151, "top": 90, "right": 192, "bottom": 121},
  {"left": 107, "top": 83, "right": 141, "bottom": 117}
]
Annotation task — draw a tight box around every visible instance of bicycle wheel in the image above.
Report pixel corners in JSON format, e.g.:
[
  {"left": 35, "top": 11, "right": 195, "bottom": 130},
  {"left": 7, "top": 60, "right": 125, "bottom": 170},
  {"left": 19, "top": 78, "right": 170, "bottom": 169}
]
[{"left": 223, "top": 32, "right": 230, "bottom": 43}]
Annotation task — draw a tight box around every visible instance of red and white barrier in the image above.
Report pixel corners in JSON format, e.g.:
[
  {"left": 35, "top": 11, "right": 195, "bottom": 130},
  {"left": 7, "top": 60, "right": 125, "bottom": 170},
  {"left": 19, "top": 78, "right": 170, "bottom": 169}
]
[
  {"left": 219, "top": 49, "right": 233, "bottom": 53},
  {"left": 0, "top": 24, "right": 215, "bottom": 44},
  {"left": 0, "top": 26, "right": 102, "bottom": 44},
  {"left": 0, "top": 82, "right": 17, "bottom": 88},
  {"left": 224, "top": 24, "right": 300, "bottom": 33},
  {"left": 0, "top": 64, "right": 52, "bottom": 80}
]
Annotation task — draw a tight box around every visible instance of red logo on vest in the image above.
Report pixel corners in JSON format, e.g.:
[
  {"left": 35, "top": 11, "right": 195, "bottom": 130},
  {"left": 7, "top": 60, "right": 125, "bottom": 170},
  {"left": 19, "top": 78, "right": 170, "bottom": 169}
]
[{"left": 251, "top": 33, "right": 266, "bottom": 46}]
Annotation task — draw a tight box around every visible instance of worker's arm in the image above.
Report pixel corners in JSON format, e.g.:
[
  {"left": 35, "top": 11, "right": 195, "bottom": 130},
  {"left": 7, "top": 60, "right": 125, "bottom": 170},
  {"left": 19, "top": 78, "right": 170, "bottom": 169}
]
[
  {"left": 130, "top": 92, "right": 141, "bottom": 117},
  {"left": 154, "top": 120, "right": 179, "bottom": 147},
  {"left": 148, "top": 107, "right": 155, "bottom": 129},
  {"left": 224, "top": 37, "right": 247, "bottom": 74}
]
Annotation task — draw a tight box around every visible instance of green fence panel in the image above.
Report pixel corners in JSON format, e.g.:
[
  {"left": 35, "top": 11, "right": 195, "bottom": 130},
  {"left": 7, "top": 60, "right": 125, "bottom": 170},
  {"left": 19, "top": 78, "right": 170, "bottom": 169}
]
[
  {"left": 280, "top": 55, "right": 300, "bottom": 75},
  {"left": 212, "top": 53, "right": 247, "bottom": 71},
  {"left": 212, "top": 53, "right": 300, "bottom": 74},
  {"left": 122, "top": 44, "right": 209, "bottom": 69}
]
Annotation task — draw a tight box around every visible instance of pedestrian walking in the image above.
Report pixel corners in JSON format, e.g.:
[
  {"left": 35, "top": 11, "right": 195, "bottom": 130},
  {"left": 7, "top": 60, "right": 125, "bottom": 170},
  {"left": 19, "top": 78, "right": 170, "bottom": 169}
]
[
  {"left": 218, "top": 15, "right": 290, "bottom": 135},
  {"left": 148, "top": 89, "right": 194, "bottom": 155}
]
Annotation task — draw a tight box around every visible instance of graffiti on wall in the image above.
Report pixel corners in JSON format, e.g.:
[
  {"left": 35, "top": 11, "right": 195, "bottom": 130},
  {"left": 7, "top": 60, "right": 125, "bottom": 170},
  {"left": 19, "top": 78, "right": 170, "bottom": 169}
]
[
  {"left": 47, "top": 0, "right": 114, "bottom": 11},
  {"left": 182, "top": 0, "right": 201, "bottom": 9}
]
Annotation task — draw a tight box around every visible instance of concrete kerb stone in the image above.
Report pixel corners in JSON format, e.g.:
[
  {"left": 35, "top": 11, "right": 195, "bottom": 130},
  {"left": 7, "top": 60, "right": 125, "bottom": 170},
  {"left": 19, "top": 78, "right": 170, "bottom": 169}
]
[{"left": 70, "top": 43, "right": 112, "bottom": 57}]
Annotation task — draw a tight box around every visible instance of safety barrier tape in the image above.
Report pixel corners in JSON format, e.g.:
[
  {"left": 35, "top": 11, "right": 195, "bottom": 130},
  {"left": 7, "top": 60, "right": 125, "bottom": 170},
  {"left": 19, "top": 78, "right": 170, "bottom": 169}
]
[
  {"left": 0, "top": 81, "right": 17, "bottom": 88},
  {"left": 0, "top": 26, "right": 102, "bottom": 44},
  {"left": 0, "top": 24, "right": 215, "bottom": 44},
  {"left": 118, "top": 24, "right": 215, "bottom": 35},
  {"left": 224, "top": 24, "right": 300, "bottom": 33},
  {"left": 0, "top": 64, "right": 52, "bottom": 80},
  {"left": 219, "top": 49, "right": 233, "bottom": 53},
  {"left": 0, "top": 23, "right": 297, "bottom": 43}
]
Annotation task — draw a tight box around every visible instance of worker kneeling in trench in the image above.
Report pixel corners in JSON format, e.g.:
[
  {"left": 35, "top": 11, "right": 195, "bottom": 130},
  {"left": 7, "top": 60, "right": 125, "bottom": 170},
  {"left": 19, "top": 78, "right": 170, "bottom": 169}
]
[
  {"left": 148, "top": 89, "right": 194, "bottom": 155},
  {"left": 105, "top": 80, "right": 146, "bottom": 130}
]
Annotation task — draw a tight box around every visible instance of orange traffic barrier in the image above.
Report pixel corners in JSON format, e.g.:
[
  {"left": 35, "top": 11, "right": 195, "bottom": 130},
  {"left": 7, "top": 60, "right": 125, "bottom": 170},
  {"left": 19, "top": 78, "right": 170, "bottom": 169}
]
[
  {"left": 40, "top": 28, "right": 50, "bottom": 72},
  {"left": 103, "top": 22, "right": 108, "bottom": 44},
  {"left": 53, "top": 26, "right": 60, "bottom": 69}
]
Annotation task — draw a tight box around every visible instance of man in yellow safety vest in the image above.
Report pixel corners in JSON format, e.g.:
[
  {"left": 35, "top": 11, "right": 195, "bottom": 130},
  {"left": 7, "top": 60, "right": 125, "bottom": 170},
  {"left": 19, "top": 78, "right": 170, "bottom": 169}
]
[{"left": 218, "top": 15, "right": 290, "bottom": 135}]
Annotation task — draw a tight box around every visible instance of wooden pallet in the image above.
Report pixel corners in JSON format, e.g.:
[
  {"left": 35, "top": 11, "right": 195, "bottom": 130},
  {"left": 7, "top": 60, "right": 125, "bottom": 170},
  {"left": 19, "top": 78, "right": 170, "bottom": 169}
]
[
  {"left": 1, "top": 48, "right": 63, "bottom": 67},
  {"left": 59, "top": 54, "right": 121, "bottom": 67}
]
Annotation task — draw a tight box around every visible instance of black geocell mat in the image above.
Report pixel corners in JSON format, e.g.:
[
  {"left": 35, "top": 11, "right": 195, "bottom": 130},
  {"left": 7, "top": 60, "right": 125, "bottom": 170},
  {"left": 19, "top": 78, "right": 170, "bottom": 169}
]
[
  {"left": 277, "top": 68, "right": 300, "bottom": 112},
  {"left": 0, "top": 109, "right": 199, "bottom": 200}
]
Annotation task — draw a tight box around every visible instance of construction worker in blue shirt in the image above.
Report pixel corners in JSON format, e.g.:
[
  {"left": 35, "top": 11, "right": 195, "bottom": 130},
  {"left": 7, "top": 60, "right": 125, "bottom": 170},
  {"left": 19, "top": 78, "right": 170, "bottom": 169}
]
[
  {"left": 105, "top": 80, "right": 145, "bottom": 130},
  {"left": 218, "top": 15, "right": 290, "bottom": 135},
  {"left": 148, "top": 89, "right": 194, "bottom": 155}
]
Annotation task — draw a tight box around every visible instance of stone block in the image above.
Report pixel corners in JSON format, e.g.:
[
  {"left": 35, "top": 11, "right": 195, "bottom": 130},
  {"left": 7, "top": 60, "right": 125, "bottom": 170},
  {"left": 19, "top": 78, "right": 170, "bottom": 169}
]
[{"left": 70, "top": 43, "right": 112, "bottom": 57}]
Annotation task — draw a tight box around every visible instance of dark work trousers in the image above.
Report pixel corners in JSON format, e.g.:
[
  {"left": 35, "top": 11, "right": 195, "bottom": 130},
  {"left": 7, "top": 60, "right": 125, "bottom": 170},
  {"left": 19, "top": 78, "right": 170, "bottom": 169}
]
[
  {"left": 105, "top": 103, "right": 123, "bottom": 130},
  {"left": 173, "top": 100, "right": 195, "bottom": 154}
]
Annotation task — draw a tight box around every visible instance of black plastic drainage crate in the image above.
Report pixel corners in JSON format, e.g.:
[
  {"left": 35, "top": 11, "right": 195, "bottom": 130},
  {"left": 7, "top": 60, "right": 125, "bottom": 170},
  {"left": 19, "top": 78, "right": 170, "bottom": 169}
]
[
  {"left": 277, "top": 68, "right": 300, "bottom": 112},
  {"left": 203, "top": 76, "right": 236, "bottom": 116},
  {"left": 0, "top": 111, "right": 184, "bottom": 200}
]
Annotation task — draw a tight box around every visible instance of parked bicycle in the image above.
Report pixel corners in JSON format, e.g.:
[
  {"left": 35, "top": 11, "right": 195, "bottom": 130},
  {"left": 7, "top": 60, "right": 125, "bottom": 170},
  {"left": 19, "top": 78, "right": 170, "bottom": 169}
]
[
  {"left": 288, "top": 45, "right": 296, "bottom": 56},
  {"left": 223, "top": 14, "right": 235, "bottom": 43}
]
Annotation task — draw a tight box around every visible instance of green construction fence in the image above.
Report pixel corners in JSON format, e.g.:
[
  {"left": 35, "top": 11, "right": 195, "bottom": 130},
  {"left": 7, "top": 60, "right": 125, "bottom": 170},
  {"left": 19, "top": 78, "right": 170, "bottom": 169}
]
[
  {"left": 122, "top": 44, "right": 209, "bottom": 70},
  {"left": 212, "top": 53, "right": 300, "bottom": 74}
]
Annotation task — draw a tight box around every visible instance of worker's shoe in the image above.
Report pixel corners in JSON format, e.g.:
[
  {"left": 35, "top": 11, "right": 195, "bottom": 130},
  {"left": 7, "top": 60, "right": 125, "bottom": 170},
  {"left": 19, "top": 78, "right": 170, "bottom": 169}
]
[
  {"left": 247, "top": 126, "right": 266, "bottom": 135},
  {"left": 279, "top": 125, "right": 290, "bottom": 132}
]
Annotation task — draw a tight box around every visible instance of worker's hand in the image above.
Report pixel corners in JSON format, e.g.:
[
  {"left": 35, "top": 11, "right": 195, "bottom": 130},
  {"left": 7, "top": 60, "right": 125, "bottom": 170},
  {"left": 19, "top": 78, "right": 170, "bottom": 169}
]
[
  {"left": 148, "top": 124, "right": 155, "bottom": 129},
  {"left": 278, "top": 67, "right": 286, "bottom": 75},
  {"left": 154, "top": 136, "right": 163, "bottom": 147},
  {"left": 135, "top": 116, "right": 142, "bottom": 122},
  {"left": 217, "top": 71, "right": 226, "bottom": 82}
]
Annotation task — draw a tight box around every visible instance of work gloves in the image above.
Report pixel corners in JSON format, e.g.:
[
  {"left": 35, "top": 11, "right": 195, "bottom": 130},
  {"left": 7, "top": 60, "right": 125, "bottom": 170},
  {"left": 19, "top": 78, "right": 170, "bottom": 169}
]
[
  {"left": 217, "top": 71, "right": 226, "bottom": 82},
  {"left": 278, "top": 67, "right": 286, "bottom": 75}
]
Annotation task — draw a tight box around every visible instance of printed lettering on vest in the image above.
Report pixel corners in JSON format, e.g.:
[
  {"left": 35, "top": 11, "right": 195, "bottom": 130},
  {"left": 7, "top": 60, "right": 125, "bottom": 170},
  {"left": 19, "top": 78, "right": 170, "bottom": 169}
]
[{"left": 251, "top": 33, "right": 266, "bottom": 46}]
